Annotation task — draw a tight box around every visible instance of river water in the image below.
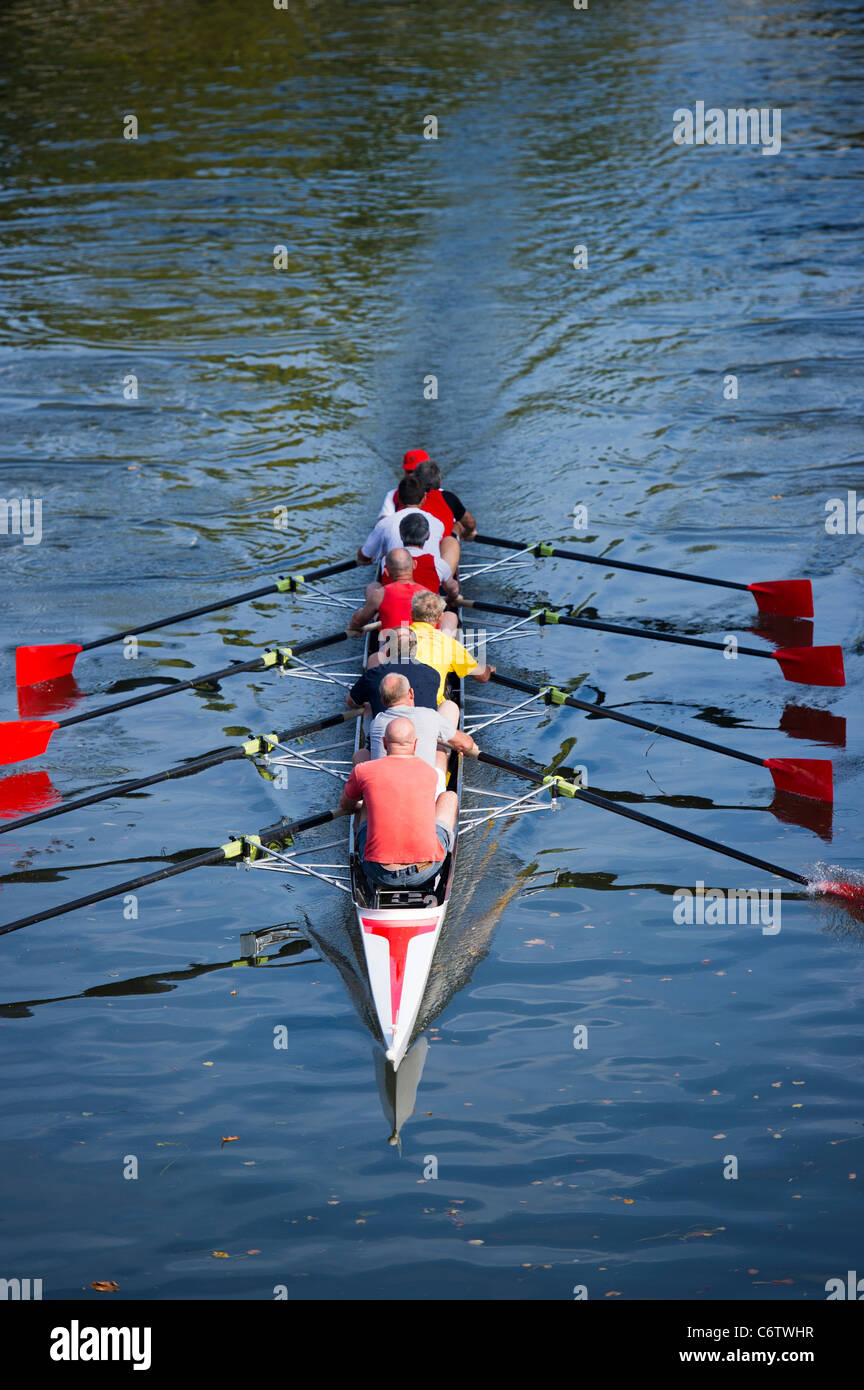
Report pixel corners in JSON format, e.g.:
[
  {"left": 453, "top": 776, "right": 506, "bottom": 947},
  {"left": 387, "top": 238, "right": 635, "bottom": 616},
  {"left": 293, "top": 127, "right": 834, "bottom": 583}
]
[{"left": 0, "top": 0, "right": 862, "bottom": 1301}]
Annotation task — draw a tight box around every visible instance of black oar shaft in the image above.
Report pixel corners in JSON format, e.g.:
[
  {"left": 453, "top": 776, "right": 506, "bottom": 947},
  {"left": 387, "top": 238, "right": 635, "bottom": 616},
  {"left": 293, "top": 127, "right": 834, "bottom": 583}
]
[
  {"left": 80, "top": 559, "right": 359, "bottom": 652},
  {"left": 0, "top": 709, "right": 360, "bottom": 836},
  {"left": 0, "top": 809, "right": 341, "bottom": 937},
  {"left": 55, "top": 630, "right": 349, "bottom": 730},
  {"left": 467, "top": 599, "right": 772, "bottom": 660},
  {"left": 574, "top": 786, "right": 809, "bottom": 884},
  {"left": 472, "top": 534, "right": 750, "bottom": 592},
  {"left": 489, "top": 672, "right": 764, "bottom": 768},
  {"left": 476, "top": 751, "right": 808, "bottom": 886},
  {"left": 58, "top": 657, "right": 270, "bottom": 728}
]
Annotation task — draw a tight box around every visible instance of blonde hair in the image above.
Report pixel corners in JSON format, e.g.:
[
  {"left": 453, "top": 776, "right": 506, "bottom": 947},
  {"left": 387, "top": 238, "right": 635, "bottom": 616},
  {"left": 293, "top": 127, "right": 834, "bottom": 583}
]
[{"left": 411, "top": 590, "right": 445, "bottom": 625}]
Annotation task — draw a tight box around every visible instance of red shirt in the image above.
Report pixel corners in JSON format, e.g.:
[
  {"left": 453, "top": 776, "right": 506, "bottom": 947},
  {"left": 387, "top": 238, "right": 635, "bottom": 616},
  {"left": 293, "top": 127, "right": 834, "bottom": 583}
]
[
  {"left": 419, "top": 489, "right": 455, "bottom": 535},
  {"left": 391, "top": 487, "right": 455, "bottom": 537},
  {"left": 382, "top": 553, "right": 440, "bottom": 593},
  {"left": 345, "top": 757, "right": 444, "bottom": 863},
  {"left": 378, "top": 580, "right": 425, "bottom": 628}
]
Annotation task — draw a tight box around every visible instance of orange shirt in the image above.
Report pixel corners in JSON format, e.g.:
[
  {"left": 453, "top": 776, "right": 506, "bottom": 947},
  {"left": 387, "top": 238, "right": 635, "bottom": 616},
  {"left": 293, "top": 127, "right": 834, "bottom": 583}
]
[{"left": 345, "top": 757, "right": 443, "bottom": 863}]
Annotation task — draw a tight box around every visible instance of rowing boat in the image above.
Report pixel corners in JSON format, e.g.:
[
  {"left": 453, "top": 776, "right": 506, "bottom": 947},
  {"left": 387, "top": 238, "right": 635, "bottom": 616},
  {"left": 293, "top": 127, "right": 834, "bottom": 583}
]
[
  {"left": 3, "top": 533, "right": 859, "bottom": 1088},
  {"left": 349, "top": 622, "right": 464, "bottom": 1069}
]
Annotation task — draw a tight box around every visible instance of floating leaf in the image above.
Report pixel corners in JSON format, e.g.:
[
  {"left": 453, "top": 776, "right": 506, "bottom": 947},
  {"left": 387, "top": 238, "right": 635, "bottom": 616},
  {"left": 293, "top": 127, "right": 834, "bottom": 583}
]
[
  {"left": 212, "top": 1251, "right": 229, "bottom": 1258},
  {"left": 90, "top": 1280, "right": 118, "bottom": 1292},
  {"left": 221, "top": 1136, "right": 239, "bottom": 1144}
]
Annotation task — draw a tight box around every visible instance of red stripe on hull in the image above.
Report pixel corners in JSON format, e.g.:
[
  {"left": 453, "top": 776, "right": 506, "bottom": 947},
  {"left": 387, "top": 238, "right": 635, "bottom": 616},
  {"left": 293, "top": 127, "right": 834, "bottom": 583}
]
[{"left": 361, "top": 918, "right": 436, "bottom": 1025}]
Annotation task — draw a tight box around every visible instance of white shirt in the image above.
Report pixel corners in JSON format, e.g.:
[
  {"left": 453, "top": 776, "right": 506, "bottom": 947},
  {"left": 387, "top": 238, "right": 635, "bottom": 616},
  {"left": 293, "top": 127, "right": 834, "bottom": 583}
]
[
  {"left": 361, "top": 507, "right": 446, "bottom": 565},
  {"left": 378, "top": 487, "right": 398, "bottom": 519},
  {"left": 370, "top": 704, "right": 456, "bottom": 768}
]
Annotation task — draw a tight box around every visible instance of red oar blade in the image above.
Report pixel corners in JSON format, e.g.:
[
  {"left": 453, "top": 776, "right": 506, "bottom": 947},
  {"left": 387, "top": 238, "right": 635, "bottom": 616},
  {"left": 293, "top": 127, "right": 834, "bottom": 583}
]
[
  {"left": 815, "top": 879, "right": 864, "bottom": 909},
  {"left": 0, "top": 720, "right": 60, "bottom": 767},
  {"left": 748, "top": 580, "right": 813, "bottom": 618},
  {"left": 0, "top": 771, "right": 61, "bottom": 819},
  {"left": 773, "top": 645, "right": 845, "bottom": 687},
  {"left": 16, "top": 644, "right": 82, "bottom": 687},
  {"left": 764, "top": 757, "right": 833, "bottom": 803}
]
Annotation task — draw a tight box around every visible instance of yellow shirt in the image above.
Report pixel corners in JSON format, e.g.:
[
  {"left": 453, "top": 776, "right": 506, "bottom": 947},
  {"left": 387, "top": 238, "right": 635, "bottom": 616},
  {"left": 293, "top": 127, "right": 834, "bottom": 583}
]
[{"left": 410, "top": 622, "right": 478, "bottom": 703}]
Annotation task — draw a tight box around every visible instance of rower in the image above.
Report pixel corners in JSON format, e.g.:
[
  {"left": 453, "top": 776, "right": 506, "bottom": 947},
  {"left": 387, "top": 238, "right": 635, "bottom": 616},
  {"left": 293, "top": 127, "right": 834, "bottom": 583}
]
[
  {"left": 410, "top": 589, "right": 496, "bottom": 703},
  {"left": 347, "top": 547, "right": 457, "bottom": 638},
  {"left": 358, "top": 504, "right": 459, "bottom": 602},
  {"left": 353, "top": 672, "right": 478, "bottom": 796},
  {"left": 379, "top": 456, "right": 477, "bottom": 545},
  {"left": 346, "top": 627, "right": 440, "bottom": 717},
  {"left": 360, "top": 473, "right": 460, "bottom": 590},
  {"left": 339, "top": 717, "right": 459, "bottom": 890},
  {"left": 376, "top": 461, "right": 471, "bottom": 578}
]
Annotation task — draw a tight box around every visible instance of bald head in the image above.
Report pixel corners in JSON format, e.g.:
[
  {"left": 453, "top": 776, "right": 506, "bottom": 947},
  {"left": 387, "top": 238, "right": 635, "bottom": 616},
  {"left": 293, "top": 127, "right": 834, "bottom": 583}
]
[
  {"left": 385, "top": 547, "right": 413, "bottom": 580},
  {"left": 383, "top": 716, "right": 417, "bottom": 752},
  {"left": 380, "top": 672, "right": 411, "bottom": 708}
]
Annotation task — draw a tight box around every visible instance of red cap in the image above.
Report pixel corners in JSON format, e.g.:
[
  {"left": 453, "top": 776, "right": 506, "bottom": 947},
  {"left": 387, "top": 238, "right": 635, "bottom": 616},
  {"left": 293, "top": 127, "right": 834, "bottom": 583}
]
[{"left": 402, "top": 449, "right": 429, "bottom": 472}]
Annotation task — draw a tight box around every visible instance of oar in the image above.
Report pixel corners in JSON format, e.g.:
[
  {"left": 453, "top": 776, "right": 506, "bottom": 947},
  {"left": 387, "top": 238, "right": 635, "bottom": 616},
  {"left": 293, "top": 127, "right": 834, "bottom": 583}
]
[
  {"left": 0, "top": 707, "right": 363, "bottom": 836},
  {"left": 461, "top": 600, "right": 844, "bottom": 687},
  {"left": 490, "top": 672, "right": 833, "bottom": 802},
  {"left": 471, "top": 534, "right": 813, "bottom": 617},
  {"left": 475, "top": 751, "right": 862, "bottom": 905},
  {"left": 14, "top": 558, "right": 360, "bottom": 687},
  {"left": 0, "top": 808, "right": 349, "bottom": 938},
  {"left": 0, "top": 629, "right": 350, "bottom": 767}
]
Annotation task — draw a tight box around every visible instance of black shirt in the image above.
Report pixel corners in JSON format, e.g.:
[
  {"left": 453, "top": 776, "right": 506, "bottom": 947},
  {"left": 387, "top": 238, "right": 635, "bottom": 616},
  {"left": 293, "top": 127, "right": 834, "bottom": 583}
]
[
  {"left": 349, "top": 659, "right": 440, "bottom": 716},
  {"left": 441, "top": 489, "right": 467, "bottom": 523}
]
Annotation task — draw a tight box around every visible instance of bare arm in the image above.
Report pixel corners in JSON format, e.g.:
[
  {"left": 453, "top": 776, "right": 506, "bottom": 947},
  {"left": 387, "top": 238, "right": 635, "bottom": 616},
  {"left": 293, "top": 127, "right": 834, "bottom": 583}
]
[
  {"left": 455, "top": 508, "right": 477, "bottom": 541},
  {"left": 447, "top": 729, "right": 479, "bottom": 756},
  {"left": 469, "top": 664, "right": 496, "bottom": 683},
  {"left": 347, "top": 582, "right": 384, "bottom": 634}
]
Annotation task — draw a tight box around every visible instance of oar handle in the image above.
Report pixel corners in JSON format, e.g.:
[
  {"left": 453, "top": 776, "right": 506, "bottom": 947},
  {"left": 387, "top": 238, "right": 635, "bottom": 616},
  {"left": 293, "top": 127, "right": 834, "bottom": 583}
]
[{"left": 471, "top": 535, "right": 750, "bottom": 592}]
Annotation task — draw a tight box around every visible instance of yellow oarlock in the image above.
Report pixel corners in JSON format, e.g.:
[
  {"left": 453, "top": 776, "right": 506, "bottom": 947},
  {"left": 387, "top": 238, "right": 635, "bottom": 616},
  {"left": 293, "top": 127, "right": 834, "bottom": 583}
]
[
  {"left": 242, "top": 733, "right": 280, "bottom": 756},
  {"left": 542, "top": 773, "right": 581, "bottom": 798}
]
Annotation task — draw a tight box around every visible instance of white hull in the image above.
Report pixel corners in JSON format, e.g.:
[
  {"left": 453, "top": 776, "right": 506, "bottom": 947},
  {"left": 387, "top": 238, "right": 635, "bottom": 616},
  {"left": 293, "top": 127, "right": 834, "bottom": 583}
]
[
  {"left": 357, "top": 902, "right": 447, "bottom": 1069},
  {"left": 350, "top": 599, "right": 463, "bottom": 1071}
]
